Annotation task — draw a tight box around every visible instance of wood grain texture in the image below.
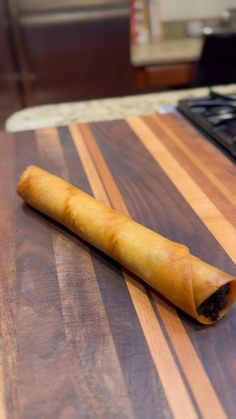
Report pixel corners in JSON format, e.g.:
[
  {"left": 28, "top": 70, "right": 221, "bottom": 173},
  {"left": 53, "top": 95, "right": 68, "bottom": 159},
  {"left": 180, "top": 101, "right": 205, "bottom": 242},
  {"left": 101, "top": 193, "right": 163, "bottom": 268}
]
[
  {"left": 151, "top": 114, "right": 236, "bottom": 208},
  {"left": 72, "top": 123, "right": 198, "bottom": 419},
  {"left": 0, "top": 133, "right": 16, "bottom": 419},
  {"left": 127, "top": 116, "right": 236, "bottom": 263},
  {"left": 88, "top": 119, "right": 235, "bottom": 419},
  {"left": 36, "top": 127, "right": 135, "bottom": 418},
  {"left": 142, "top": 114, "right": 236, "bottom": 227},
  {"left": 0, "top": 113, "right": 235, "bottom": 419}
]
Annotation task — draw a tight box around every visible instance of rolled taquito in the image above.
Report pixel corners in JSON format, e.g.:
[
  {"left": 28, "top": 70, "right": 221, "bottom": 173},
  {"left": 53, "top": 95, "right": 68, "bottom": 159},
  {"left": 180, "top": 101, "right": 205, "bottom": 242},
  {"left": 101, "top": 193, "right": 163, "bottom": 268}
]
[{"left": 17, "top": 165, "right": 236, "bottom": 324}]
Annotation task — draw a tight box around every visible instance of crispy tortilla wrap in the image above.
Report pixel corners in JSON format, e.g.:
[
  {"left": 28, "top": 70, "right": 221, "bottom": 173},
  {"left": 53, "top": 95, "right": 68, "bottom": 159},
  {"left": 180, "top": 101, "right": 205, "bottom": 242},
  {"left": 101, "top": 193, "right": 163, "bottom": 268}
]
[{"left": 17, "top": 165, "right": 236, "bottom": 324}]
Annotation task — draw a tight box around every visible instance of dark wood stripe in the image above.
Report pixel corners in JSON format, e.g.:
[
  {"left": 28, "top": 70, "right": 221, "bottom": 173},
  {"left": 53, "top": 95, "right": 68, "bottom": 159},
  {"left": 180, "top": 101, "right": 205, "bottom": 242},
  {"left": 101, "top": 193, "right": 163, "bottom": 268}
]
[
  {"left": 14, "top": 131, "right": 82, "bottom": 418},
  {"left": 36, "top": 127, "right": 136, "bottom": 418},
  {"left": 0, "top": 133, "right": 17, "bottom": 418},
  {"left": 89, "top": 119, "right": 234, "bottom": 418},
  {"left": 63, "top": 125, "right": 175, "bottom": 419},
  {"left": 59, "top": 126, "right": 95, "bottom": 191},
  {"left": 143, "top": 115, "right": 236, "bottom": 227},
  {"left": 77, "top": 123, "right": 199, "bottom": 419}
]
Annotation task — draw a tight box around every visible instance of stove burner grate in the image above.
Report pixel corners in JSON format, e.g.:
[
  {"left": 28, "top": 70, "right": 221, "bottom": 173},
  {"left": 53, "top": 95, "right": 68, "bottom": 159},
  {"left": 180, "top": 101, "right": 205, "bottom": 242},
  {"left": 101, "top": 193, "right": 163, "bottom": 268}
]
[{"left": 177, "top": 90, "right": 236, "bottom": 157}]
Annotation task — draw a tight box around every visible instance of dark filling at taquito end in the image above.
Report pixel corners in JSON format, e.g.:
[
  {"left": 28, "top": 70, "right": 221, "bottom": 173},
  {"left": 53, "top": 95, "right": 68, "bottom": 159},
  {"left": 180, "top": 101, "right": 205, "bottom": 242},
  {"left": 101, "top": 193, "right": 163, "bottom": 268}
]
[{"left": 197, "top": 283, "right": 231, "bottom": 321}]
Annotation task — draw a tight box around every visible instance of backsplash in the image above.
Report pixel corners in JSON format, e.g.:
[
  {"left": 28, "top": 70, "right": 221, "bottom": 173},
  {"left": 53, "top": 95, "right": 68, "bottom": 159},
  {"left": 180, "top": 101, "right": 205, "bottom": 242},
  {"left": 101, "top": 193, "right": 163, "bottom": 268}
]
[
  {"left": 163, "top": 18, "right": 220, "bottom": 39},
  {"left": 159, "top": 0, "right": 236, "bottom": 21}
]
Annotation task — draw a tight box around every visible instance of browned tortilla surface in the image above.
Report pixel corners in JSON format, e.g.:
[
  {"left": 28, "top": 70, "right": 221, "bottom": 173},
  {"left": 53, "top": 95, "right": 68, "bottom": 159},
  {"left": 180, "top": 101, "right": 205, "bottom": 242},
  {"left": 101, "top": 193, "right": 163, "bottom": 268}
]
[{"left": 17, "top": 165, "right": 236, "bottom": 324}]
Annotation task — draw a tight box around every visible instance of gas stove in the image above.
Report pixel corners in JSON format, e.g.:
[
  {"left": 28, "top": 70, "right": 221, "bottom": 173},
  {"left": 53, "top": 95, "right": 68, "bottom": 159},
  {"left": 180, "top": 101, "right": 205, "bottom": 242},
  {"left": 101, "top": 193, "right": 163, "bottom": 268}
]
[{"left": 177, "top": 90, "right": 236, "bottom": 158}]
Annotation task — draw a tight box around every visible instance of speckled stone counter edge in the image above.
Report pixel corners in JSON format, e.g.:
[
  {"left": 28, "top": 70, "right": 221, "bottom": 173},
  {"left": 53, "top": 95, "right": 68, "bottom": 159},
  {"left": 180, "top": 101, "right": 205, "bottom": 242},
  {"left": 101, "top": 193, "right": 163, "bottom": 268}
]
[{"left": 6, "top": 85, "right": 236, "bottom": 133}]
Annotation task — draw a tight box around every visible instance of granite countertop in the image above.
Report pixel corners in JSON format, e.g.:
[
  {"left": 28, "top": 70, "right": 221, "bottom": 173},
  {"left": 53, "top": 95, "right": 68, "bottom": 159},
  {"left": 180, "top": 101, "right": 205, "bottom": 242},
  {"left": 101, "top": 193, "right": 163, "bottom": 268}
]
[
  {"left": 6, "top": 84, "right": 236, "bottom": 133},
  {"left": 131, "top": 38, "right": 203, "bottom": 66}
]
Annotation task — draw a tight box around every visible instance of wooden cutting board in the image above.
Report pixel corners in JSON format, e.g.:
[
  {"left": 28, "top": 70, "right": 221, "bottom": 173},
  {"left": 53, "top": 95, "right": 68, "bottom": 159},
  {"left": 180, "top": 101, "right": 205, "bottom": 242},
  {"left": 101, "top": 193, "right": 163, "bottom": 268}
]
[{"left": 0, "top": 113, "right": 235, "bottom": 419}]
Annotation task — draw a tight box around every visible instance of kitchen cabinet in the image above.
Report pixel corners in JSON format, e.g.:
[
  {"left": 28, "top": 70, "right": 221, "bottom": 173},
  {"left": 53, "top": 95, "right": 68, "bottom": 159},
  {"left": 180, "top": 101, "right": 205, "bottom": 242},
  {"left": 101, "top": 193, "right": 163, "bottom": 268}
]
[
  {"left": 6, "top": 0, "right": 133, "bottom": 106},
  {"left": 134, "top": 63, "right": 196, "bottom": 91},
  {"left": 0, "top": 1, "right": 22, "bottom": 128},
  {"left": 19, "top": 17, "right": 133, "bottom": 105},
  {"left": 1, "top": 0, "right": 197, "bottom": 113}
]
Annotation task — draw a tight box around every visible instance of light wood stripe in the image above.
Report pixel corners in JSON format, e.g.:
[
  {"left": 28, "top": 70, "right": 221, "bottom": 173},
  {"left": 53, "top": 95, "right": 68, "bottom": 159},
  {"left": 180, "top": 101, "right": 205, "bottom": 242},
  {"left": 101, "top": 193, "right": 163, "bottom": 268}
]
[
  {"left": 69, "top": 123, "right": 198, "bottom": 419},
  {"left": 69, "top": 125, "right": 108, "bottom": 204},
  {"left": 161, "top": 113, "right": 236, "bottom": 197},
  {"left": 152, "top": 291, "right": 226, "bottom": 419},
  {"left": 144, "top": 116, "right": 236, "bottom": 228},
  {"left": 36, "top": 127, "right": 134, "bottom": 418},
  {"left": 154, "top": 114, "right": 236, "bottom": 208},
  {"left": 127, "top": 116, "right": 236, "bottom": 265},
  {"left": 79, "top": 123, "right": 129, "bottom": 216}
]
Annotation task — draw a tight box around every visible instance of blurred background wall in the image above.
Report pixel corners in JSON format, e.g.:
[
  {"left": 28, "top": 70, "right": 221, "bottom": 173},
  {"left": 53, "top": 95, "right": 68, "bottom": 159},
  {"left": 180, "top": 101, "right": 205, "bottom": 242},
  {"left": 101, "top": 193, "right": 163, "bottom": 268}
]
[
  {"left": 1, "top": 0, "right": 236, "bottom": 129},
  {"left": 160, "top": 0, "right": 236, "bottom": 21}
]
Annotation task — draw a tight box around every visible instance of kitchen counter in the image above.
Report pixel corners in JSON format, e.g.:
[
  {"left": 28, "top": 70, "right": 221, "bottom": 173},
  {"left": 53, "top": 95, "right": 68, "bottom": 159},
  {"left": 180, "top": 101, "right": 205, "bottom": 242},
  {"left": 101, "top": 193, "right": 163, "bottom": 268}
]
[
  {"left": 131, "top": 38, "right": 203, "bottom": 66},
  {"left": 1, "top": 112, "right": 236, "bottom": 418},
  {"left": 6, "top": 84, "right": 236, "bottom": 132}
]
